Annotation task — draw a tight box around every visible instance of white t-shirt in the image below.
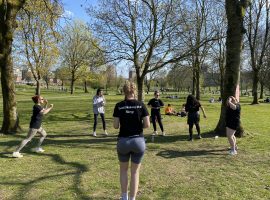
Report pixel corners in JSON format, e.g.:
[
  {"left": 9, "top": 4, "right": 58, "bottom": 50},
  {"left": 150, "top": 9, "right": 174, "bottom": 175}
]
[{"left": 93, "top": 95, "right": 105, "bottom": 114}]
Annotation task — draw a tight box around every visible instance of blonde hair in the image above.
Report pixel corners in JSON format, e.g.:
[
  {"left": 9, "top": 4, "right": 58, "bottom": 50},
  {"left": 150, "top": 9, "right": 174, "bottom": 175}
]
[{"left": 123, "top": 81, "right": 137, "bottom": 98}]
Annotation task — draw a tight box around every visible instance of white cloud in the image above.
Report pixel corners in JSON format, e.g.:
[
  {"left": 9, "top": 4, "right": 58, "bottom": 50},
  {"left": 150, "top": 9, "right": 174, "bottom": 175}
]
[{"left": 63, "top": 10, "right": 74, "bottom": 18}]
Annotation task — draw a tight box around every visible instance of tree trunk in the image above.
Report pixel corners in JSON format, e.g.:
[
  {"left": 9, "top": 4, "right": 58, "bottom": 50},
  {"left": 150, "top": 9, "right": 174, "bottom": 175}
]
[
  {"left": 84, "top": 81, "right": 88, "bottom": 93},
  {"left": 260, "top": 82, "right": 264, "bottom": 99},
  {"left": 0, "top": 0, "right": 25, "bottom": 134},
  {"left": 70, "top": 72, "right": 75, "bottom": 94},
  {"left": 195, "top": 60, "right": 201, "bottom": 100},
  {"left": 35, "top": 79, "right": 40, "bottom": 95},
  {"left": 215, "top": 0, "right": 247, "bottom": 137},
  {"left": 252, "top": 69, "right": 259, "bottom": 104},
  {"left": 137, "top": 76, "right": 144, "bottom": 102},
  {"left": 192, "top": 68, "right": 196, "bottom": 95}
]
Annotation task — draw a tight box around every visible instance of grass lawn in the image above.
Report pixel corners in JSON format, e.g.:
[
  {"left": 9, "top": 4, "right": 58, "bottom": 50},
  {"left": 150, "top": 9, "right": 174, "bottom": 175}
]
[{"left": 0, "top": 88, "right": 270, "bottom": 200}]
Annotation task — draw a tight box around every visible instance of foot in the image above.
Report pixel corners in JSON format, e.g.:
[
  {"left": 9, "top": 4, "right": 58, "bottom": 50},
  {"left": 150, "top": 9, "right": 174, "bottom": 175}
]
[
  {"left": 34, "top": 147, "right": 45, "bottom": 153},
  {"left": 228, "top": 145, "right": 238, "bottom": 150},
  {"left": 12, "top": 152, "right": 23, "bottom": 158},
  {"left": 229, "top": 150, "right": 237, "bottom": 155},
  {"left": 104, "top": 130, "right": 108, "bottom": 136},
  {"left": 197, "top": 135, "right": 202, "bottom": 139},
  {"left": 162, "top": 132, "right": 166, "bottom": 136},
  {"left": 152, "top": 131, "right": 158, "bottom": 135},
  {"left": 93, "top": 132, "right": 96, "bottom": 137},
  {"left": 188, "top": 137, "right": 193, "bottom": 141}
]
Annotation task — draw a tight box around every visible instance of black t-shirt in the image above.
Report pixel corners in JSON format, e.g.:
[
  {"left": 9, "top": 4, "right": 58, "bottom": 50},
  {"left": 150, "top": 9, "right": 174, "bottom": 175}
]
[
  {"left": 185, "top": 102, "right": 201, "bottom": 113},
  {"left": 147, "top": 98, "right": 164, "bottom": 111},
  {"left": 29, "top": 105, "right": 43, "bottom": 129},
  {"left": 226, "top": 104, "right": 241, "bottom": 125},
  {"left": 113, "top": 99, "right": 149, "bottom": 137}
]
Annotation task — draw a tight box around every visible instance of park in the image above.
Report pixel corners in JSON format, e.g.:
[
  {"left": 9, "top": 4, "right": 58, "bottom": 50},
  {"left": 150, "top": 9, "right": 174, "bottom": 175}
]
[{"left": 1, "top": 0, "right": 270, "bottom": 199}]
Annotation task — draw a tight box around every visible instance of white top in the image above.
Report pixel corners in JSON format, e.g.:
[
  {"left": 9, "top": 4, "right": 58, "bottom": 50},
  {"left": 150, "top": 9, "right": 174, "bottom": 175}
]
[{"left": 93, "top": 95, "right": 105, "bottom": 114}]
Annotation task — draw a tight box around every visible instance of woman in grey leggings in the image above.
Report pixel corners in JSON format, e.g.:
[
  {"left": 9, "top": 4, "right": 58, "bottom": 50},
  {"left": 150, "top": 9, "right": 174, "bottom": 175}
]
[
  {"left": 113, "top": 81, "right": 150, "bottom": 200},
  {"left": 12, "top": 95, "right": 53, "bottom": 158}
]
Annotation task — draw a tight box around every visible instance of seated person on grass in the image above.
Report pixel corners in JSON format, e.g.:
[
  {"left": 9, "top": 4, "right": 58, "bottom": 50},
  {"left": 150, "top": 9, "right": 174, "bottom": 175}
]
[{"left": 165, "top": 104, "right": 177, "bottom": 115}]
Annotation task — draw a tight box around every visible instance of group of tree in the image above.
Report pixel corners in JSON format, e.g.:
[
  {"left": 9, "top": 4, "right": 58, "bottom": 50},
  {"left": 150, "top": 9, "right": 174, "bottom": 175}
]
[{"left": 1, "top": 0, "right": 268, "bottom": 137}]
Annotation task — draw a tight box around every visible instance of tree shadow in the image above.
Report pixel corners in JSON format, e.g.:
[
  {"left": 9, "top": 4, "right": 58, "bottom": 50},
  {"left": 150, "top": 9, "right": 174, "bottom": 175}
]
[
  {"left": 156, "top": 148, "right": 226, "bottom": 159},
  {"left": 0, "top": 152, "right": 91, "bottom": 200}
]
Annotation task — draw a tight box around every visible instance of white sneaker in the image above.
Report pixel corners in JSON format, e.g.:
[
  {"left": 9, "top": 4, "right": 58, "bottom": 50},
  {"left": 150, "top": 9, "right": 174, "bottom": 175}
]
[
  {"left": 12, "top": 152, "right": 23, "bottom": 158},
  {"left": 152, "top": 131, "right": 158, "bottom": 135},
  {"left": 229, "top": 150, "right": 237, "bottom": 155},
  {"left": 162, "top": 132, "right": 166, "bottom": 136},
  {"left": 34, "top": 147, "right": 45, "bottom": 153},
  {"left": 93, "top": 132, "right": 97, "bottom": 137},
  {"left": 104, "top": 130, "right": 108, "bottom": 136}
]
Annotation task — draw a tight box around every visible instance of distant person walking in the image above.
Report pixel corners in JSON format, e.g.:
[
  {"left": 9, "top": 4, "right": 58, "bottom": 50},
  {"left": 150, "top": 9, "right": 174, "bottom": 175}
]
[
  {"left": 113, "top": 81, "right": 150, "bottom": 200},
  {"left": 12, "top": 95, "right": 53, "bottom": 158},
  {"left": 226, "top": 96, "right": 241, "bottom": 155},
  {"left": 92, "top": 88, "right": 107, "bottom": 137},
  {"left": 185, "top": 95, "right": 206, "bottom": 141},
  {"left": 147, "top": 91, "right": 165, "bottom": 136}
]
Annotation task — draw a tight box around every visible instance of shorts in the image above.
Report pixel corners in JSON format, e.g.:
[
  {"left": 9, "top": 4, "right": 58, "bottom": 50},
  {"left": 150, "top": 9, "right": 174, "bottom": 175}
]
[
  {"left": 226, "top": 120, "right": 240, "bottom": 131},
  {"left": 117, "top": 137, "right": 146, "bottom": 164},
  {"left": 187, "top": 112, "right": 200, "bottom": 125}
]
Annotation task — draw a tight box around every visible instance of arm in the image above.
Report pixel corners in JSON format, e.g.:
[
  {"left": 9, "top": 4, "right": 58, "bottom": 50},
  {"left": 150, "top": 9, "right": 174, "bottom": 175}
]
[
  {"left": 200, "top": 106, "right": 207, "bottom": 118},
  {"left": 143, "top": 116, "right": 150, "bottom": 128},
  {"left": 41, "top": 104, "right": 53, "bottom": 115},
  {"left": 227, "top": 97, "right": 237, "bottom": 110},
  {"left": 113, "top": 117, "right": 120, "bottom": 129}
]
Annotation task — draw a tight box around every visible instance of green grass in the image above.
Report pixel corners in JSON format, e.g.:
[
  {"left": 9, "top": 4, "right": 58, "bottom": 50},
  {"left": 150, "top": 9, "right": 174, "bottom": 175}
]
[{"left": 0, "top": 89, "right": 270, "bottom": 200}]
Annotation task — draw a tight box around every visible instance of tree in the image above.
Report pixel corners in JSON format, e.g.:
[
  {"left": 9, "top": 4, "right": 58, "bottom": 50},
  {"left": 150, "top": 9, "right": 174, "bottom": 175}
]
[
  {"left": 16, "top": 0, "right": 62, "bottom": 95},
  {"left": 246, "top": 0, "right": 270, "bottom": 104},
  {"left": 60, "top": 20, "right": 103, "bottom": 94},
  {"left": 89, "top": 0, "right": 214, "bottom": 101},
  {"left": 0, "top": 0, "right": 26, "bottom": 134},
  {"left": 215, "top": 0, "right": 251, "bottom": 137},
  {"left": 0, "top": 0, "right": 61, "bottom": 134}
]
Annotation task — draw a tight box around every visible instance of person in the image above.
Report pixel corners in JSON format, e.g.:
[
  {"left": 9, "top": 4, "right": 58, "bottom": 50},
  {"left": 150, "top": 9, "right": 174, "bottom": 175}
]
[
  {"left": 264, "top": 97, "right": 270, "bottom": 103},
  {"left": 147, "top": 91, "right": 165, "bottom": 136},
  {"left": 226, "top": 96, "right": 241, "bottom": 155},
  {"left": 113, "top": 81, "right": 150, "bottom": 200},
  {"left": 185, "top": 95, "right": 206, "bottom": 141},
  {"left": 12, "top": 95, "right": 53, "bottom": 158},
  {"left": 92, "top": 88, "right": 107, "bottom": 137},
  {"left": 164, "top": 104, "right": 177, "bottom": 115},
  {"left": 179, "top": 103, "right": 187, "bottom": 117}
]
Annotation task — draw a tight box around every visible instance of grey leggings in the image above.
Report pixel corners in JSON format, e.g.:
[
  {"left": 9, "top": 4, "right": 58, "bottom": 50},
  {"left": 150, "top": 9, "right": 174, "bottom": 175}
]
[{"left": 15, "top": 127, "right": 47, "bottom": 152}]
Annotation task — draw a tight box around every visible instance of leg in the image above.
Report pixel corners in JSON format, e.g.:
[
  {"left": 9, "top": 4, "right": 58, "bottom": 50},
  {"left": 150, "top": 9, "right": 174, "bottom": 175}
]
[
  {"left": 226, "top": 127, "right": 236, "bottom": 151},
  {"left": 15, "top": 128, "right": 38, "bottom": 152},
  {"left": 156, "top": 112, "right": 164, "bottom": 132},
  {"left": 195, "top": 123, "right": 201, "bottom": 138},
  {"left": 130, "top": 162, "right": 141, "bottom": 200},
  {"left": 93, "top": 114, "right": 98, "bottom": 132},
  {"left": 36, "top": 127, "right": 47, "bottom": 148},
  {"left": 119, "top": 162, "right": 129, "bottom": 200},
  {"left": 188, "top": 123, "right": 194, "bottom": 140},
  {"left": 151, "top": 114, "right": 157, "bottom": 132},
  {"left": 100, "top": 113, "right": 106, "bottom": 131}
]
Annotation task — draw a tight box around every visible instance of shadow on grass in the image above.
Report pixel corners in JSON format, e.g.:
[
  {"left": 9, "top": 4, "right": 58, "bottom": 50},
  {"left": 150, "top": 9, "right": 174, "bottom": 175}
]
[
  {"left": 0, "top": 152, "right": 93, "bottom": 200},
  {"left": 156, "top": 148, "right": 226, "bottom": 159}
]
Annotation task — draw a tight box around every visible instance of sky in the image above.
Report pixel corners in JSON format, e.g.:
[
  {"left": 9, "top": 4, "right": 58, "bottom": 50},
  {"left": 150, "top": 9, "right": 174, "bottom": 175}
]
[{"left": 62, "top": 0, "right": 98, "bottom": 22}]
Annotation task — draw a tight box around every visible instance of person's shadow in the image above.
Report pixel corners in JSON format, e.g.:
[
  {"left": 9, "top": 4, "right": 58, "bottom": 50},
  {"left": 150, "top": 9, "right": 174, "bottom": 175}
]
[{"left": 156, "top": 148, "right": 226, "bottom": 159}]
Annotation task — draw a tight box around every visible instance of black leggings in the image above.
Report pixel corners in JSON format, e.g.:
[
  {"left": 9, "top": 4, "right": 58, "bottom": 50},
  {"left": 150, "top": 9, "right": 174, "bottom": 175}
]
[
  {"left": 151, "top": 111, "right": 164, "bottom": 132},
  {"left": 93, "top": 113, "right": 106, "bottom": 131},
  {"left": 188, "top": 123, "right": 201, "bottom": 139}
]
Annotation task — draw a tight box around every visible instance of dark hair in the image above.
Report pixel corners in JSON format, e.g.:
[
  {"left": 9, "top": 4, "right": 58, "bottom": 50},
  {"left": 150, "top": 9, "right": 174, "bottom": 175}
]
[
  {"left": 186, "top": 95, "right": 199, "bottom": 107},
  {"left": 96, "top": 88, "right": 102, "bottom": 95},
  {"left": 32, "top": 95, "right": 40, "bottom": 103},
  {"left": 168, "top": 104, "right": 171, "bottom": 106}
]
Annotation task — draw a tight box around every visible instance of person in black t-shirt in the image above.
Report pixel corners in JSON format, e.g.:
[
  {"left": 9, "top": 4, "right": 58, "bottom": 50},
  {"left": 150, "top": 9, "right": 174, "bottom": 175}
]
[
  {"left": 12, "top": 95, "right": 53, "bottom": 158},
  {"left": 147, "top": 91, "right": 165, "bottom": 136},
  {"left": 226, "top": 96, "right": 241, "bottom": 155},
  {"left": 185, "top": 95, "right": 206, "bottom": 141},
  {"left": 113, "top": 81, "right": 150, "bottom": 200}
]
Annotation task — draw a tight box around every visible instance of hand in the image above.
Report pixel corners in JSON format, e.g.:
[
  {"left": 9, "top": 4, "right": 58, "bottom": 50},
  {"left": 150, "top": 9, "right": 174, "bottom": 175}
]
[
  {"left": 49, "top": 104, "right": 54, "bottom": 108},
  {"left": 44, "top": 99, "right": 48, "bottom": 104},
  {"left": 203, "top": 114, "right": 207, "bottom": 118}
]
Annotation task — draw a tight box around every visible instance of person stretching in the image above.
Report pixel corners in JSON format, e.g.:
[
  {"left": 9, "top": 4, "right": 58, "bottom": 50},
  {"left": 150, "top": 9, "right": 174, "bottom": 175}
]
[
  {"left": 113, "top": 81, "right": 150, "bottom": 200},
  {"left": 12, "top": 95, "right": 53, "bottom": 158}
]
